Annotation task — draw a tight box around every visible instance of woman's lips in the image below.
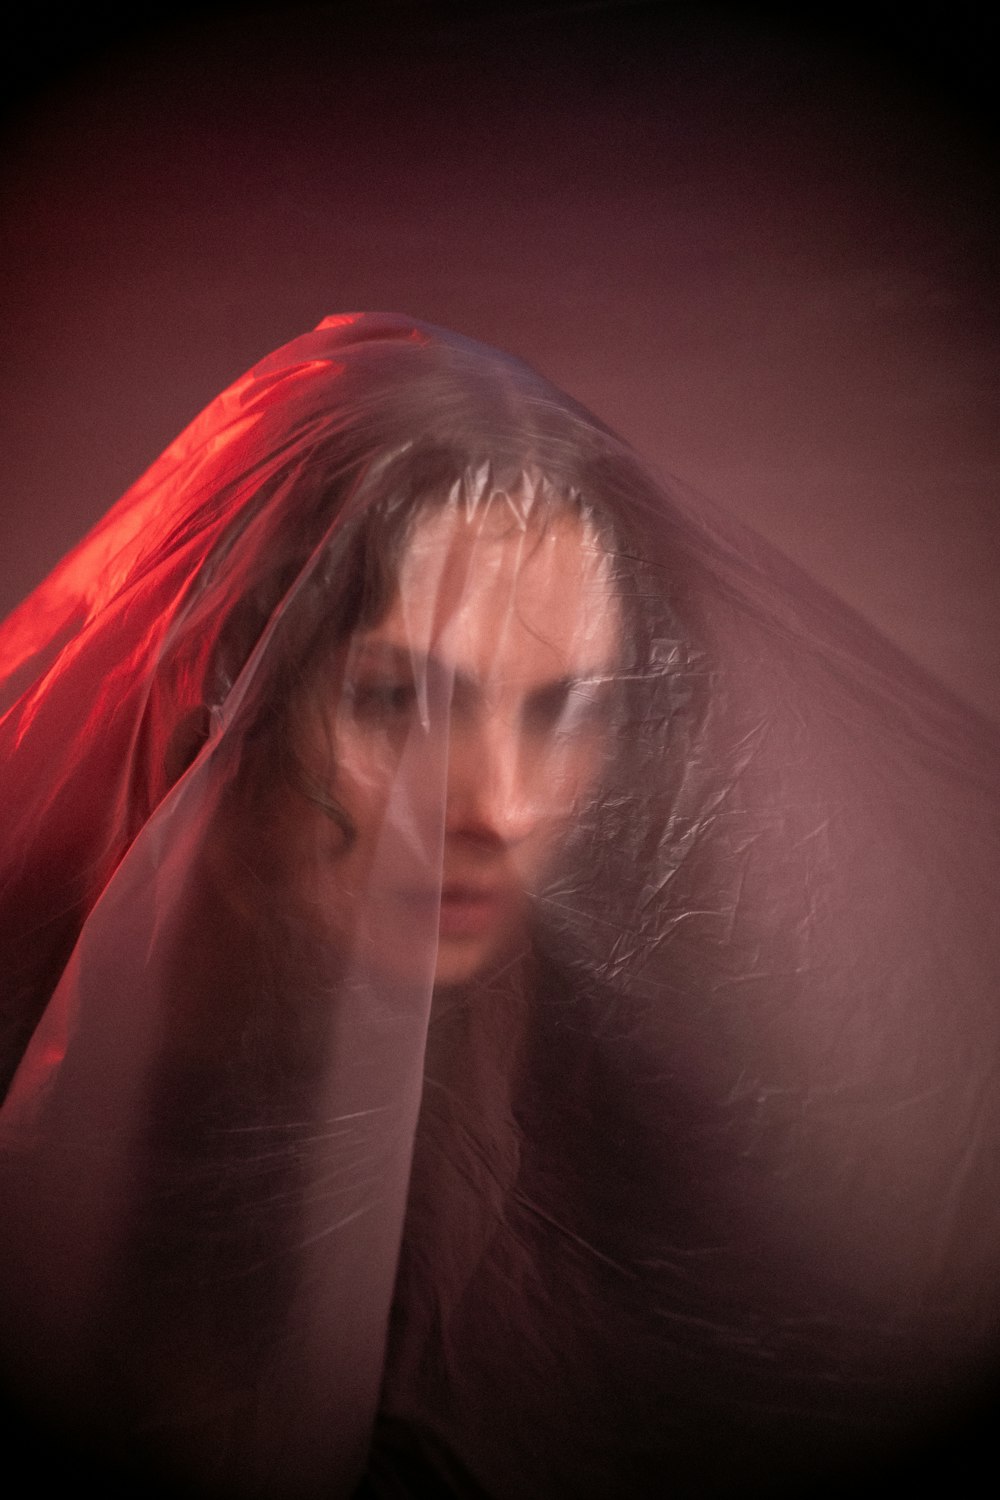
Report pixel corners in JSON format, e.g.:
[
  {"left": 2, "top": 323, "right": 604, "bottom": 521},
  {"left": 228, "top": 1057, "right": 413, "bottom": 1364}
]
[
  {"left": 436, "top": 883, "right": 508, "bottom": 938},
  {"left": 397, "top": 881, "right": 517, "bottom": 939}
]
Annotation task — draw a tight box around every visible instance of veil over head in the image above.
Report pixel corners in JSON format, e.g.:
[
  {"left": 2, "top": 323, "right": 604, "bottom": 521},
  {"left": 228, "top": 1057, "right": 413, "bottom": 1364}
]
[{"left": 1, "top": 313, "right": 998, "bottom": 1497}]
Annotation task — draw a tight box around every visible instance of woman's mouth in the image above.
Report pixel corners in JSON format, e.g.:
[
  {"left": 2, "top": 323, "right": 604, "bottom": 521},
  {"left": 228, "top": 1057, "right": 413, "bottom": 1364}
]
[
  {"left": 436, "top": 883, "right": 508, "bottom": 938},
  {"left": 398, "top": 880, "right": 518, "bottom": 941}
]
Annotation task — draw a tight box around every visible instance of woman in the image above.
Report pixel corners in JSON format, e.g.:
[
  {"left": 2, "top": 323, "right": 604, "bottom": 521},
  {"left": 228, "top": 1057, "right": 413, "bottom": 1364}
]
[{"left": 1, "top": 314, "right": 998, "bottom": 1497}]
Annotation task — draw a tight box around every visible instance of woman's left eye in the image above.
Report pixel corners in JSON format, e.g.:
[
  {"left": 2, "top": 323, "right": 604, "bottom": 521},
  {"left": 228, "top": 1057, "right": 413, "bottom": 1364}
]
[{"left": 526, "top": 681, "right": 608, "bottom": 736}]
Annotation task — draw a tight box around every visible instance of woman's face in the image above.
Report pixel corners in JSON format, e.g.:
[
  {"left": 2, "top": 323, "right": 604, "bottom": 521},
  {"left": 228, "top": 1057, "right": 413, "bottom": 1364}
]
[{"left": 284, "top": 498, "right": 620, "bottom": 989}]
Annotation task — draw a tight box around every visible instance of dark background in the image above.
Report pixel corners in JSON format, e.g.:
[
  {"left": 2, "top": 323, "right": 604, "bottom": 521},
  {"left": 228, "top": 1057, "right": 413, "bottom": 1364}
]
[
  {"left": 2, "top": 1, "right": 997, "bottom": 719},
  {"left": 0, "top": 5, "right": 998, "bottom": 1488}
]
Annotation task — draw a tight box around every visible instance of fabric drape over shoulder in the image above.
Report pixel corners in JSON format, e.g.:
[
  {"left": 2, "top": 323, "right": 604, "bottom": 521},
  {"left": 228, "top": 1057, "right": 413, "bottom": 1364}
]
[{"left": 1, "top": 313, "right": 998, "bottom": 1498}]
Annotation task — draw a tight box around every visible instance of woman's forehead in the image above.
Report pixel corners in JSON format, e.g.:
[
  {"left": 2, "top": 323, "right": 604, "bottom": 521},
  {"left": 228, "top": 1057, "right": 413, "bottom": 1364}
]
[{"left": 362, "top": 501, "right": 619, "bottom": 681}]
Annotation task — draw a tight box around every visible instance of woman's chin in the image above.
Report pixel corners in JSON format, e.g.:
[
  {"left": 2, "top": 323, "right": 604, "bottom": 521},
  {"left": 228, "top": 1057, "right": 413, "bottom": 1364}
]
[
  {"left": 335, "top": 928, "right": 489, "bottom": 995},
  {"left": 430, "top": 936, "right": 495, "bottom": 990},
  {"left": 432, "top": 922, "right": 531, "bottom": 994}
]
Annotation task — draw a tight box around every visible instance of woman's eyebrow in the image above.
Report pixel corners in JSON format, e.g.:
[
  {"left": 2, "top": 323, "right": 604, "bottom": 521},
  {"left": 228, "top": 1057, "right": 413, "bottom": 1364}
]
[
  {"left": 351, "top": 639, "right": 616, "bottom": 698},
  {"left": 529, "top": 670, "right": 615, "bottom": 693},
  {"left": 349, "top": 640, "right": 477, "bottom": 698}
]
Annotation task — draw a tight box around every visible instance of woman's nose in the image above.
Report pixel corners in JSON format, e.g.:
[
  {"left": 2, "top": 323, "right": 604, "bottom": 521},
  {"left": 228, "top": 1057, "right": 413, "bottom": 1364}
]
[{"left": 445, "top": 717, "right": 541, "bottom": 848}]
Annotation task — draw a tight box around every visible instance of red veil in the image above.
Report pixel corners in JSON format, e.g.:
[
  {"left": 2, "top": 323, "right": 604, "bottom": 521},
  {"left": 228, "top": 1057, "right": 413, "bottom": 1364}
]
[{"left": 1, "top": 315, "right": 998, "bottom": 1497}]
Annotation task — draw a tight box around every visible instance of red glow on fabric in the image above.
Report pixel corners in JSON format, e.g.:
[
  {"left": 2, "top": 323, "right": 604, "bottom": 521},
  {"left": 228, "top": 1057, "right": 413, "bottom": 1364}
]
[
  {"left": 316, "top": 314, "right": 363, "bottom": 333},
  {"left": 0, "top": 359, "right": 343, "bottom": 706}
]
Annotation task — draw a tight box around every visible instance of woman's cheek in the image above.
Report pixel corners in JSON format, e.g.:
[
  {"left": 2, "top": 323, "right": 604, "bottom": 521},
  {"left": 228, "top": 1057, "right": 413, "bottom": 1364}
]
[
  {"left": 544, "top": 734, "right": 604, "bottom": 819},
  {"left": 338, "top": 727, "right": 448, "bottom": 874}
]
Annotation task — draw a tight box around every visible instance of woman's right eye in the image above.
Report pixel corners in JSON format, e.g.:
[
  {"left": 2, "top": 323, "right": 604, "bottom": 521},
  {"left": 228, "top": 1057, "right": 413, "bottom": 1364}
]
[{"left": 345, "top": 678, "right": 418, "bottom": 722}]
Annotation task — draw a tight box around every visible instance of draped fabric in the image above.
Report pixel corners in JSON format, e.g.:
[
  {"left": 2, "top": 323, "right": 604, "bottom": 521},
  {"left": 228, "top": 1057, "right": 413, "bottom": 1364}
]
[{"left": 1, "top": 314, "right": 998, "bottom": 1497}]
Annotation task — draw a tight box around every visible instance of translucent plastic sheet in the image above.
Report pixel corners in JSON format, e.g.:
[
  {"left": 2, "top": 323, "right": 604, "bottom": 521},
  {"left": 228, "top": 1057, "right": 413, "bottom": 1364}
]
[{"left": 1, "top": 314, "right": 998, "bottom": 1497}]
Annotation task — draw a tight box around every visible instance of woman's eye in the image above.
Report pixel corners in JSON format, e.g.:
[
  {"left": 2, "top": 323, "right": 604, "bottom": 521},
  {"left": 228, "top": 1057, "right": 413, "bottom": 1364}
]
[
  {"left": 346, "top": 678, "right": 418, "bottom": 722},
  {"left": 526, "top": 681, "right": 609, "bottom": 736}
]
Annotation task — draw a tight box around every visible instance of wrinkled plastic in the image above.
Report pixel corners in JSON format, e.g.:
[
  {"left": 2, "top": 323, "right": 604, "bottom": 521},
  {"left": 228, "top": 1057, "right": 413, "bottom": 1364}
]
[{"left": 1, "top": 314, "right": 998, "bottom": 1497}]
